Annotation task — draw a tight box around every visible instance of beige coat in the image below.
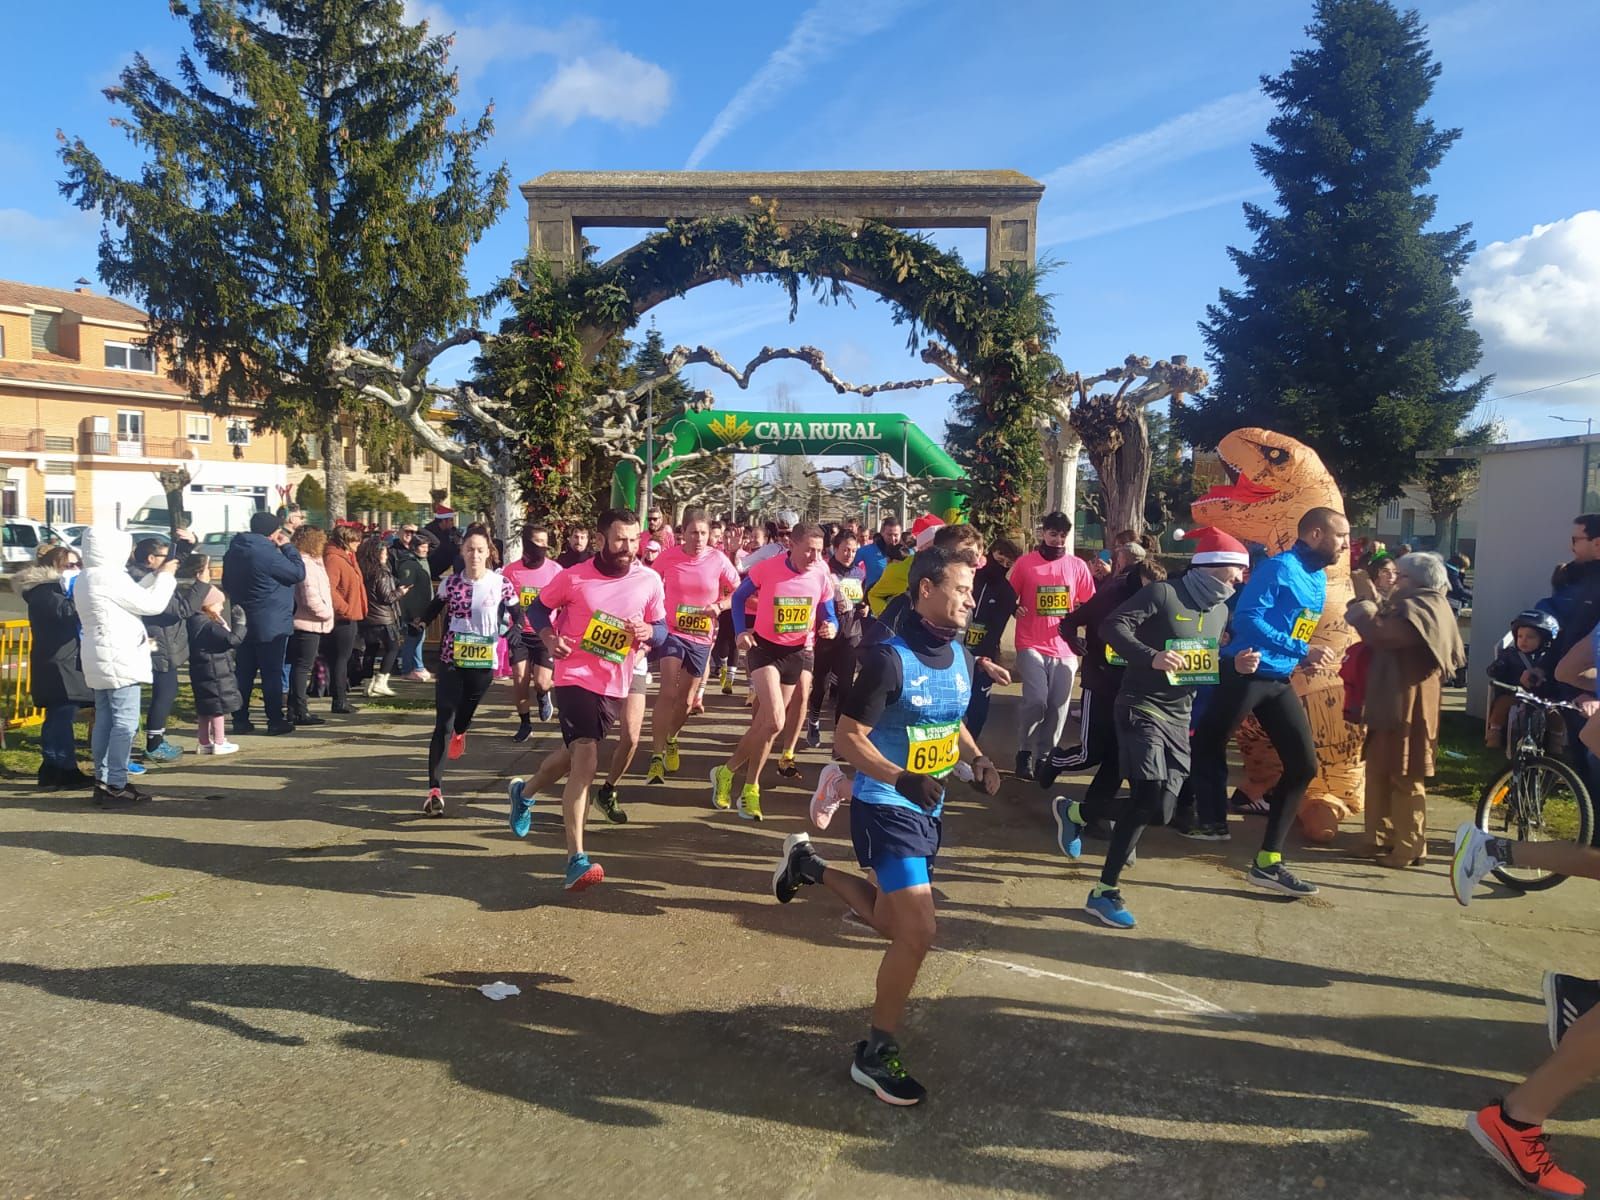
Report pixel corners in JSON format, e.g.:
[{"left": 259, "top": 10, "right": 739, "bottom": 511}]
[{"left": 1347, "top": 585, "right": 1466, "bottom": 778}]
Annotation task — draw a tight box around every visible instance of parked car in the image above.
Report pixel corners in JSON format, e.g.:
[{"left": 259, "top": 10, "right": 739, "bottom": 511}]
[{"left": 2, "top": 519, "right": 69, "bottom": 572}]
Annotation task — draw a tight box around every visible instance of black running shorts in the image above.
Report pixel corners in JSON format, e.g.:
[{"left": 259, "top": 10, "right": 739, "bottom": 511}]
[
  {"left": 746, "top": 634, "right": 813, "bottom": 687},
  {"left": 554, "top": 684, "right": 620, "bottom": 746}
]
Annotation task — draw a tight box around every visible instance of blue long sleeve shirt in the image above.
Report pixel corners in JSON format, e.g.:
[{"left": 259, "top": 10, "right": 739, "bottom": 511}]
[
  {"left": 730, "top": 568, "right": 838, "bottom": 636},
  {"left": 856, "top": 541, "right": 890, "bottom": 592},
  {"left": 1223, "top": 542, "right": 1328, "bottom": 680}
]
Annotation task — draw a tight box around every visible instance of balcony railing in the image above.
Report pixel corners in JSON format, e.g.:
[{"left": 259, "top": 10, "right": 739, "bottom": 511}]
[
  {"left": 0, "top": 427, "right": 45, "bottom": 453},
  {"left": 78, "top": 433, "right": 189, "bottom": 458}
]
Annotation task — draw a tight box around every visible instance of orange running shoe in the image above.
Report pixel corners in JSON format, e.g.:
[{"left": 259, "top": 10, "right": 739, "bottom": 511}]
[
  {"left": 1468, "top": 1102, "right": 1586, "bottom": 1197},
  {"left": 447, "top": 732, "right": 466, "bottom": 760}
]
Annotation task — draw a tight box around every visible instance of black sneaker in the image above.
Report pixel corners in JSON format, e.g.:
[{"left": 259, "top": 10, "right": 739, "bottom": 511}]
[
  {"left": 93, "top": 783, "right": 151, "bottom": 807},
  {"left": 594, "top": 783, "right": 628, "bottom": 825},
  {"left": 1014, "top": 750, "right": 1033, "bottom": 780},
  {"left": 850, "top": 1040, "right": 926, "bottom": 1106},
  {"left": 513, "top": 715, "right": 533, "bottom": 744},
  {"left": 1543, "top": 972, "right": 1600, "bottom": 1050},
  {"left": 232, "top": 720, "right": 258, "bottom": 736},
  {"left": 772, "top": 832, "right": 818, "bottom": 903},
  {"left": 804, "top": 717, "right": 822, "bottom": 749},
  {"left": 295, "top": 711, "right": 327, "bottom": 727},
  {"left": 1246, "top": 862, "right": 1319, "bottom": 897},
  {"left": 266, "top": 720, "right": 296, "bottom": 736},
  {"left": 1035, "top": 748, "right": 1070, "bottom": 789}
]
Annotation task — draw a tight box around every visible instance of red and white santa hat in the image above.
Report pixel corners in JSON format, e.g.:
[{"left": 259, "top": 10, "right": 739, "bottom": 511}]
[
  {"left": 1176, "top": 526, "right": 1249, "bottom": 566},
  {"left": 910, "top": 513, "right": 945, "bottom": 550},
  {"left": 433, "top": 503, "right": 455, "bottom": 520}
]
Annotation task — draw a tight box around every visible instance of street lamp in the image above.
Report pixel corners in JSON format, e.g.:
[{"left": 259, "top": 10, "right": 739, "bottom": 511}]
[{"left": 1550, "top": 414, "right": 1595, "bottom": 435}]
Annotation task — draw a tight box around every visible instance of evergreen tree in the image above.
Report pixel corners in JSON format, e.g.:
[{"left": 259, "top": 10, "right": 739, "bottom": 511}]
[
  {"left": 1181, "top": 0, "right": 1489, "bottom": 513},
  {"left": 59, "top": 0, "right": 508, "bottom": 519}
]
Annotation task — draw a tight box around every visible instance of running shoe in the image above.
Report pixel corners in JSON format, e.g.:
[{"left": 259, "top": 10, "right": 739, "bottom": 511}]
[
  {"left": 810, "top": 762, "right": 850, "bottom": 830},
  {"left": 447, "top": 732, "right": 466, "bottom": 760},
  {"left": 664, "top": 738, "right": 680, "bottom": 773},
  {"left": 513, "top": 714, "right": 533, "bottom": 743},
  {"left": 93, "top": 783, "right": 151, "bottom": 807},
  {"left": 564, "top": 853, "right": 604, "bottom": 892},
  {"left": 804, "top": 717, "right": 822, "bottom": 749},
  {"left": 595, "top": 783, "right": 628, "bottom": 824},
  {"left": 538, "top": 691, "right": 554, "bottom": 722},
  {"left": 1467, "top": 1102, "right": 1586, "bottom": 1198},
  {"left": 126, "top": 761, "right": 147, "bottom": 777},
  {"left": 1014, "top": 750, "right": 1033, "bottom": 780},
  {"left": 1085, "top": 887, "right": 1137, "bottom": 929},
  {"left": 1175, "top": 814, "right": 1229, "bottom": 841},
  {"left": 720, "top": 666, "right": 733, "bottom": 695},
  {"left": 508, "top": 777, "right": 534, "bottom": 838},
  {"left": 422, "top": 787, "right": 445, "bottom": 817},
  {"left": 144, "top": 739, "right": 182, "bottom": 763},
  {"left": 709, "top": 765, "right": 734, "bottom": 810},
  {"left": 1544, "top": 972, "right": 1600, "bottom": 1050},
  {"left": 1452, "top": 821, "right": 1501, "bottom": 907},
  {"left": 1035, "top": 747, "right": 1074, "bottom": 789},
  {"left": 850, "top": 1040, "right": 926, "bottom": 1107},
  {"left": 738, "top": 783, "right": 763, "bottom": 822},
  {"left": 1051, "top": 796, "right": 1082, "bottom": 860},
  {"left": 776, "top": 753, "right": 801, "bottom": 779},
  {"left": 208, "top": 741, "right": 240, "bottom": 757},
  {"left": 772, "top": 831, "right": 817, "bottom": 903},
  {"left": 1246, "top": 862, "right": 1319, "bottom": 897},
  {"left": 645, "top": 755, "right": 666, "bottom": 785},
  {"left": 1230, "top": 789, "right": 1270, "bottom": 815}
]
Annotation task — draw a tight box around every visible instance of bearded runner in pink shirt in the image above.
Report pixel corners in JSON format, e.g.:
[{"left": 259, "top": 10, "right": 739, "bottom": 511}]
[
  {"left": 508, "top": 509, "right": 667, "bottom": 893},
  {"left": 1007, "top": 510, "right": 1096, "bottom": 781},
  {"left": 710, "top": 523, "right": 838, "bottom": 820},
  {"left": 502, "top": 521, "right": 562, "bottom": 742},
  {"left": 644, "top": 508, "right": 740, "bottom": 785}
]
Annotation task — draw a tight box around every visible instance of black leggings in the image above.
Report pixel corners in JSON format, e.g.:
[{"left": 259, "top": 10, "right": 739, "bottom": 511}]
[
  {"left": 428, "top": 664, "right": 495, "bottom": 789},
  {"left": 808, "top": 636, "right": 858, "bottom": 723},
  {"left": 362, "top": 621, "right": 398, "bottom": 678},
  {"left": 146, "top": 668, "right": 179, "bottom": 737},
  {"left": 1191, "top": 664, "right": 1318, "bottom": 854},
  {"left": 287, "top": 629, "right": 321, "bottom": 716},
  {"left": 1082, "top": 778, "right": 1177, "bottom": 888},
  {"left": 324, "top": 620, "right": 359, "bottom": 708},
  {"left": 712, "top": 610, "right": 737, "bottom": 672}
]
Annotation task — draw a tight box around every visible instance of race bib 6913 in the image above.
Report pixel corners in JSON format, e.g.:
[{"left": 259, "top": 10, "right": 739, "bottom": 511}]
[{"left": 580, "top": 612, "right": 632, "bottom": 664}]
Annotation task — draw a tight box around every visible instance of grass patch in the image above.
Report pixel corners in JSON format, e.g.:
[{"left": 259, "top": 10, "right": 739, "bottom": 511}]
[{"left": 1430, "top": 711, "right": 1502, "bottom": 811}]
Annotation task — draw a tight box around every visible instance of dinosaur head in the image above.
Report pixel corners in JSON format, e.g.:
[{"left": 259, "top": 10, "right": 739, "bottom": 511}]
[{"left": 1191, "top": 428, "right": 1344, "bottom": 556}]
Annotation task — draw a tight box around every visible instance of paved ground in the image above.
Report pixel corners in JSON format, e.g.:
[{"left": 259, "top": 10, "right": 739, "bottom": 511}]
[{"left": 1, "top": 678, "right": 1596, "bottom": 1200}]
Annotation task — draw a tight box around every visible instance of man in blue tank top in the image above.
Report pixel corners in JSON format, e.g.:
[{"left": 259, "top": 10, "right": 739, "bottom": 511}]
[{"left": 770, "top": 545, "right": 1002, "bottom": 1107}]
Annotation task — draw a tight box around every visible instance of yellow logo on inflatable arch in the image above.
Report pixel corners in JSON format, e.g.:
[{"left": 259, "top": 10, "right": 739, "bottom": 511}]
[{"left": 707, "top": 414, "right": 753, "bottom": 445}]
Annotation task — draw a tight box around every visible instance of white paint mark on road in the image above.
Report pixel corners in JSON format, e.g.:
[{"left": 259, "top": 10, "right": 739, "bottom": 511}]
[{"left": 935, "top": 947, "right": 1247, "bottom": 1020}]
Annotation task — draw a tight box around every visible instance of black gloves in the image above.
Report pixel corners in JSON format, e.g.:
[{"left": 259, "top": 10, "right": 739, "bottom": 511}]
[
  {"left": 894, "top": 771, "right": 946, "bottom": 811},
  {"left": 970, "top": 756, "right": 1001, "bottom": 796}
]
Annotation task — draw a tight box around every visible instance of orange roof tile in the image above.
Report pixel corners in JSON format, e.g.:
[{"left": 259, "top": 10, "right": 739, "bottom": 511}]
[
  {"left": 0, "top": 279, "right": 149, "bottom": 325},
  {"left": 0, "top": 358, "right": 188, "bottom": 398}
]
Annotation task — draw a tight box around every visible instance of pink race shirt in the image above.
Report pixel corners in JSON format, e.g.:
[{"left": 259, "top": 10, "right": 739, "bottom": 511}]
[
  {"left": 502, "top": 558, "right": 562, "bottom": 632},
  {"left": 538, "top": 560, "right": 667, "bottom": 698},
  {"left": 655, "top": 546, "right": 739, "bottom": 645},
  {"left": 1009, "top": 549, "right": 1097, "bottom": 659},
  {"left": 748, "top": 553, "right": 834, "bottom": 648}
]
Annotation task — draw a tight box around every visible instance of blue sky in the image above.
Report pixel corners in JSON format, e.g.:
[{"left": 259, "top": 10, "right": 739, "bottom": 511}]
[{"left": 3, "top": 0, "right": 1597, "bottom": 452}]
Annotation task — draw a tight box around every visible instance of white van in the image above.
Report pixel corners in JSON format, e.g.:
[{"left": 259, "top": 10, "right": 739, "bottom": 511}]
[
  {"left": 125, "top": 486, "right": 265, "bottom": 540},
  {"left": 1, "top": 518, "right": 67, "bottom": 571}
]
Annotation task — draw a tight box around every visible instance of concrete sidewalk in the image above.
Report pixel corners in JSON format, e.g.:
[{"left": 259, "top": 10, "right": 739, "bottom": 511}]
[{"left": 0, "top": 676, "right": 1595, "bottom": 1199}]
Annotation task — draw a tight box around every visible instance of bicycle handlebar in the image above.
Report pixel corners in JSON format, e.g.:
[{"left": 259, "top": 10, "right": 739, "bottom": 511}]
[{"left": 1490, "top": 678, "right": 1590, "bottom": 713}]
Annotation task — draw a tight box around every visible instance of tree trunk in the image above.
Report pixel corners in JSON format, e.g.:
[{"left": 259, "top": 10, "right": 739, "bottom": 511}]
[
  {"left": 155, "top": 466, "right": 192, "bottom": 539},
  {"left": 488, "top": 472, "right": 522, "bottom": 546},
  {"left": 1431, "top": 504, "right": 1460, "bottom": 556},
  {"left": 323, "top": 418, "right": 348, "bottom": 522},
  {"left": 1090, "top": 412, "right": 1152, "bottom": 540}
]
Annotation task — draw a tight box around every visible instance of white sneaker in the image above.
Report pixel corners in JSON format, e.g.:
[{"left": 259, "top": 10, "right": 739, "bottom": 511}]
[
  {"left": 372, "top": 674, "right": 397, "bottom": 697},
  {"left": 1450, "top": 822, "right": 1497, "bottom": 906},
  {"left": 210, "top": 741, "right": 240, "bottom": 756},
  {"left": 809, "top": 762, "right": 851, "bottom": 830}
]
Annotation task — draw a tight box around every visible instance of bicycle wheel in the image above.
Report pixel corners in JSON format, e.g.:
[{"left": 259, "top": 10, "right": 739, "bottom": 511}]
[{"left": 1474, "top": 755, "right": 1594, "bottom": 891}]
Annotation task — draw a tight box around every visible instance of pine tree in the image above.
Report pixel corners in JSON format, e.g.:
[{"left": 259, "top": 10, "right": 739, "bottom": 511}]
[
  {"left": 1181, "top": 0, "right": 1489, "bottom": 514},
  {"left": 59, "top": 0, "right": 508, "bottom": 519}
]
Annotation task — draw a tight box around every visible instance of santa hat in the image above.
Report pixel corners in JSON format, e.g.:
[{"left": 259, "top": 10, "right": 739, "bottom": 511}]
[
  {"left": 1176, "top": 526, "right": 1249, "bottom": 566},
  {"left": 433, "top": 503, "right": 455, "bottom": 520},
  {"left": 645, "top": 539, "right": 662, "bottom": 554},
  {"left": 910, "top": 513, "right": 944, "bottom": 550}
]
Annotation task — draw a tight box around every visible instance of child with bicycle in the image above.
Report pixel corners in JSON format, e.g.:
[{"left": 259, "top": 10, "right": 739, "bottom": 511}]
[{"left": 1486, "top": 610, "right": 1561, "bottom": 749}]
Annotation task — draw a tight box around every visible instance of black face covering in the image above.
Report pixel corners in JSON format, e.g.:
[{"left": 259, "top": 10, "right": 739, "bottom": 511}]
[
  {"left": 1299, "top": 539, "right": 1339, "bottom": 570},
  {"left": 916, "top": 614, "right": 963, "bottom": 645},
  {"left": 596, "top": 547, "right": 631, "bottom": 578},
  {"left": 524, "top": 546, "right": 548, "bottom": 567},
  {"left": 1037, "top": 542, "right": 1065, "bottom": 561}
]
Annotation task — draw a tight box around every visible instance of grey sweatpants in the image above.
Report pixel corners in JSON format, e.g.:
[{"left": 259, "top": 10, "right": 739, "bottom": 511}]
[{"left": 1015, "top": 649, "right": 1078, "bottom": 760}]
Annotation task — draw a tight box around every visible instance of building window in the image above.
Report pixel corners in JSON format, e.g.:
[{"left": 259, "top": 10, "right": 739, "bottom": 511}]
[
  {"left": 186, "top": 414, "right": 212, "bottom": 443},
  {"left": 45, "top": 494, "right": 75, "bottom": 524},
  {"left": 117, "top": 410, "right": 144, "bottom": 450},
  {"left": 0, "top": 480, "right": 16, "bottom": 518},
  {"left": 226, "top": 418, "right": 251, "bottom": 448},
  {"left": 1384, "top": 500, "right": 1401, "bottom": 520},
  {"left": 30, "top": 311, "right": 59, "bottom": 354},
  {"left": 0, "top": 324, "right": 5, "bottom": 357},
  {"left": 104, "top": 341, "right": 156, "bottom": 373}
]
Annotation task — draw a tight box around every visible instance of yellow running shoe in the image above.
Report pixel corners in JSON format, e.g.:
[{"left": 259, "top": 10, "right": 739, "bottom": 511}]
[
  {"left": 739, "top": 783, "right": 763, "bottom": 822},
  {"left": 720, "top": 666, "right": 733, "bottom": 695},
  {"left": 710, "top": 764, "right": 734, "bottom": 810},
  {"left": 664, "top": 737, "right": 680, "bottom": 773},
  {"left": 645, "top": 754, "right": 666, "bottom": 785},
  {"left": 776, "top": 753, "right": 801, "bottom": 779}
]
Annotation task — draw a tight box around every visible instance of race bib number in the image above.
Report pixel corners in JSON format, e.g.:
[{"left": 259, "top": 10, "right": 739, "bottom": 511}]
[
  {"left": 454, "top": 632, "right": 496, "bottom": 670},
  {"left": 1105, "top": 642, "right": 1128, "bottom": 668},
  {"left": 1035, "top": 585, "right": 1072, "bottom": 616},
  {"left": 906, "top": 721, "right": 960, "bottom": 777},
  {"left": 518, "top": 585, "right": 540, "bottom": 609},
  {"left": 580, "top": 611, "right": 632, "bottom": 664},
  {"left": 1164, "top": 637, "right": 1219, "bottom": 685},
  {"left": 1291, "top": 609, "right": 1320, "bottom": 643},
  {"left": 774, "top": 596, "right": 813, "bottom": 635},
  {"left": 837, "top": 577, "right": 864, "bottom": 605},
  {"left": 964, "top": 621, "right": 987, "bottom": 649},
  {"left": 674, "top": 604, "right": 713, "bottom": 637}
]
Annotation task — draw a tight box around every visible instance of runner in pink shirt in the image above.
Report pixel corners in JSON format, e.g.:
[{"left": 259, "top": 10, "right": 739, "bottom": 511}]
[
  {"left": 501, "top": 522, "right": 562, "bottom": 742},
  {"left": 644, "top": 508, "right": 740, "bottom": 785},
  {"left": 710, "top": 523, "right": 838, "bottom": 820},
  {"left": 1006, "top": 510, "right": 1097, "bottom": 780},
  {"left": 508, "top": 509, "right": 666, "bottom": 893}
]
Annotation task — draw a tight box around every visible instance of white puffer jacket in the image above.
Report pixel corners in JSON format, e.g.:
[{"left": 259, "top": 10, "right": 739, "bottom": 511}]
[{"left": 74, "top": 527, "right": 176, "bottom": 690}]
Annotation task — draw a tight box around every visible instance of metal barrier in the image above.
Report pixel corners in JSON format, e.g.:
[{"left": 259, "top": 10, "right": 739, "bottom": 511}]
[{"left": 1, "top": 619, "right": 43, "bottom": 741}]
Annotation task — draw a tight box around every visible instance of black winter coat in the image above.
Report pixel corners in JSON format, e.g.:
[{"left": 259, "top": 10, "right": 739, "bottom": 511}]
[
  {"left": 129, "top": 561, "right": 198, "bottom": 673},
  {"left": 186, "top": 596, "right": 248, "bottom": 717},
  {"left": 17, "top": 565, "right": 92, "bottom": 707},
  {"left": 222, "top": 532, "right": 304, "bottom": 643}
]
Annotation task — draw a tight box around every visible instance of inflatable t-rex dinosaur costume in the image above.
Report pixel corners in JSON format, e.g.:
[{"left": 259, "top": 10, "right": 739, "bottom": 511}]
[{"left": 1191, "top": 428, "right": 1364, "bottom": 841}]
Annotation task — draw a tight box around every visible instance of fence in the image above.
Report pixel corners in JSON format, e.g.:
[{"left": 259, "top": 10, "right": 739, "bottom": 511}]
[{"left": 0, "top": 619, "right": 42, "bottom": 745}]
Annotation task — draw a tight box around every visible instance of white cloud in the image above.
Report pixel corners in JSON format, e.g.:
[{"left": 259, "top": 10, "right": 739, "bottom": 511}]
[
  {"left": 526, "top": 50, "right": 672, "bottom": 130},
  {"left": 1044, "top": 89, "right": 1274, "bottom": 192},
  {"left": 0, "top": 207, "right": 99, "bottom": 249},
  {"left": 684, "top": 0, "right": 920, "bottom": 170},
  {"left": 1461, "top": 211, "right": 1600, "bottom": 409},
  {"left": 1039, "top": 185, "right": 1268, "bottom": 246},
  {"left": 403, "top": 2, "right": 594, "bottom": 82}
]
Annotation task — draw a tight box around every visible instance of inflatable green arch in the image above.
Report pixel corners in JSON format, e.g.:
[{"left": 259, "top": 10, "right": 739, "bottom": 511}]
[{"left": 611, "top": 409, "right": 967, "bottom": 522}]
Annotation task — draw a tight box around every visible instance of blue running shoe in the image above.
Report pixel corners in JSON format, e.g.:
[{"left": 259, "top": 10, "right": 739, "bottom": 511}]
[
  {"left": 1085, "top": 888, "right": 1136, "bottom": 929},
  {"left": 126, "top": 761, "right": 147, "bottom": 777},
  {"left": 538, "top": 690, "right": 554, "bottom": 722},
  {"left": 1051, "top": 795, "right": 1082, "bottom": 860},
  {"left": 564, "top": 853, "right": 604, "bottom": 892},
  {"left": 144, "top": 739, "right": 182, "bottom": 763},
  {"left": 508, "top": 777, "right": 533, "bottom": 838}
]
